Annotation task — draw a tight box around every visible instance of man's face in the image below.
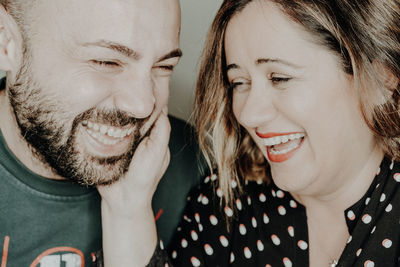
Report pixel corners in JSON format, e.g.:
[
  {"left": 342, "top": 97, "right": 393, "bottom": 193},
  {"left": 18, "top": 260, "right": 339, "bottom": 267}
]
[{"left": 8, "top": 0, "right": 181, "bottom": 185}]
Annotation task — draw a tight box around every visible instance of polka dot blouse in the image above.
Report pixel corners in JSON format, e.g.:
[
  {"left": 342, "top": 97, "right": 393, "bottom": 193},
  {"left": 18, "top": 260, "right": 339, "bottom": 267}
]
[{"left": 151, "top": 157, "right": 400, "bottom": 267}]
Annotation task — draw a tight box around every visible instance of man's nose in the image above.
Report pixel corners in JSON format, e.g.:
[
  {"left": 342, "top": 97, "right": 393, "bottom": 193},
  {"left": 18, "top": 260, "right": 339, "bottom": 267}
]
[{"left": 112, "top": 73, "right": 155, "bottom": 119}]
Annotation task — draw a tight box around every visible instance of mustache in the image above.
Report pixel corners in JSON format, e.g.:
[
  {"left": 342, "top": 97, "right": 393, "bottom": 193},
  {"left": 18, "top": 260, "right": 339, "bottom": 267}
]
[{"left": 72, "top": 108, "right": 150, "bottom": 128}]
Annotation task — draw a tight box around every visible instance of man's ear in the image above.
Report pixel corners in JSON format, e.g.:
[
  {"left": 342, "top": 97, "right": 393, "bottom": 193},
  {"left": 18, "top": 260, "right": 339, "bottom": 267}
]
[{"left": 0, "top": 4, "right": 22, "bottom": 73}]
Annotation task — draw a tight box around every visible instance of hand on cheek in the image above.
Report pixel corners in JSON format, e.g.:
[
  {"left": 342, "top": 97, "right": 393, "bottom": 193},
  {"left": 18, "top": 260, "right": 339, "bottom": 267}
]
[{"left": 97, "top": 106, "right": 171, "bottom": 217}]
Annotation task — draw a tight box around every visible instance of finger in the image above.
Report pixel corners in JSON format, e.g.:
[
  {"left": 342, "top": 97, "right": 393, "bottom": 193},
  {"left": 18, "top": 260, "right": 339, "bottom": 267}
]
[
  {"left": 147, "top": 110, "right": 171, "bottom": 151},
  {"left": 157, "top": 148, "right": 170, "bottom": 179}
]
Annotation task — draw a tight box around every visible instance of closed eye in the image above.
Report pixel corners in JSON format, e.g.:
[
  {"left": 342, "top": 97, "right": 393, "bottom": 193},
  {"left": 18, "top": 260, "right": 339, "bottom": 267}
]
[
  {"left": 90, "top": 60, "right": 121, "bottom": 68},
  {"left": 270, "top": 77, "right": 291, "bottom": 84},
  {"left": 157, "top": 65, "right": 174, "bottom": 71}
]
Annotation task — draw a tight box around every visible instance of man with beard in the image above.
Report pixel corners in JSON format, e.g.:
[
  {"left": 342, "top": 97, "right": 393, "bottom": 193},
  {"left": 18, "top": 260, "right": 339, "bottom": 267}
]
[{"left": 0, "top": 0, "right": 191, "bottom": 266}]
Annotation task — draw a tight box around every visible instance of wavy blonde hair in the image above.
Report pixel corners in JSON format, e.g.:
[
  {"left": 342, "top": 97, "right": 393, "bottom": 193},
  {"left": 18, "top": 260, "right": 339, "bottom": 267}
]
[{"left": 194, "top": 0, "right": 400, "bottom": 206}]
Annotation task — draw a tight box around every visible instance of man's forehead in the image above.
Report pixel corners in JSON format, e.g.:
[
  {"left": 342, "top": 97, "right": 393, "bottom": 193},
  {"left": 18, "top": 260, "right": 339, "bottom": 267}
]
[{"left": 28, "top": 0, "right": 180, "bottom": 57}]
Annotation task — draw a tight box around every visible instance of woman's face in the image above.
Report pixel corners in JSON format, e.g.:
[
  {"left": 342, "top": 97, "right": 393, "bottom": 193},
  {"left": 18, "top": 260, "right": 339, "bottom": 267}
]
[{"left": 225, "top": 1, "right": 378, "bottom": 195}]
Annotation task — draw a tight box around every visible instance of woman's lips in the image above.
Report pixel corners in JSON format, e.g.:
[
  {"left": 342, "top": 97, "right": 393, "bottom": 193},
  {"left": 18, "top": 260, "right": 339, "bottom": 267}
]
[{"left": 256, "top": 131, "right": 305, "bottom": 163}]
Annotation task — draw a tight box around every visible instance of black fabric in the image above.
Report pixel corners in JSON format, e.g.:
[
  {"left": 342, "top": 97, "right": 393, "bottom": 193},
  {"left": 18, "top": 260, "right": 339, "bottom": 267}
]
[
  {"left": 165, "top": 157, "right": 400, "bottom": 266},
  {"left": 153, "top": 116, "right": 205, "bottom": 246}
]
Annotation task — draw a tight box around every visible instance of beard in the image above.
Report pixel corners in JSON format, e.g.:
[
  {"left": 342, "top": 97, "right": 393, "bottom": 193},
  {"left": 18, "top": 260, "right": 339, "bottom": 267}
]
[{"left": 8, "top": 52, "right": 150, "bottom": 186}]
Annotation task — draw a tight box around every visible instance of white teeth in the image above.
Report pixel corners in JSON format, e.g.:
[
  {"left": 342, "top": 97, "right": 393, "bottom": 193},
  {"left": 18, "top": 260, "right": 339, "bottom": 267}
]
[
  {"left": 83, "top": 121, "right": 135, "bottom": 142},
  {"left": 269, "top": 141, "right": 301, "bottom": 155},
  {"left": 262, "top": 133, "right": 305, "bottom": 146},
  {"left": 100, "top": 125, "right": 108, "bottom": 135},
  {"left": 107, "top": 128, "right": 115, "bottom": 137}
]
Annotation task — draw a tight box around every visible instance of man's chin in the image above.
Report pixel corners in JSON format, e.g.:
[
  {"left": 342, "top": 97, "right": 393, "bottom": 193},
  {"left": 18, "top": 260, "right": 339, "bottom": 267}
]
[{"left": 61, "top": 151, "right": 133, "bottom": 186}]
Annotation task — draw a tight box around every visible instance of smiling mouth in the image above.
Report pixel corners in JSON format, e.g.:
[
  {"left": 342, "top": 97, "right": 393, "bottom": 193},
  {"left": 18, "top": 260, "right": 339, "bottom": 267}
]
[
  {"left": 82, "top": 120, "right": 134, "bottom": 146},
  {"left": 258, "top": 132, "right": 305, "bottom": 163}
]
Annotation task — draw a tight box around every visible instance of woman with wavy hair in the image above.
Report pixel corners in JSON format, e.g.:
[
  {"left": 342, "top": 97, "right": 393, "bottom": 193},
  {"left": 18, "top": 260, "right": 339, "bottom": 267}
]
[{"left": 100, "top": 0, "right": 400, "bottom": 266}]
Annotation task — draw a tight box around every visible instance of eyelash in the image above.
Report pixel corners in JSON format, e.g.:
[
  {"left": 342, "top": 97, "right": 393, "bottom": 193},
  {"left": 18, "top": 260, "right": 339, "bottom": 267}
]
[
  {"left": 91, "top": 60, "right": 121, "bottom": 68},
  {"left": 157, "top": 65, "right": 174, "bottom": 71},
  {"left": 270, "top": 76, "right": 291, "bottom": 84}
]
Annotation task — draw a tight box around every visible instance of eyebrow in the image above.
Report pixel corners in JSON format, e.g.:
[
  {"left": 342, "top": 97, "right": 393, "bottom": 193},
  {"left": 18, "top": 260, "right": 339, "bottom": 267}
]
[
  {"left": 256, "top": 58, "right": 301, "bottom": 68},
  {"left": 81, "top": 40, "right": 142, "bottom": 60},
  {"left": 81, "top": 40, "right": 182, "bottom": 62},
  {"left": 157, "top": 49, "right": 183, "bottom": 62},
  {"left": 226, "top": 58, "right": 301, "bottom": 72}
]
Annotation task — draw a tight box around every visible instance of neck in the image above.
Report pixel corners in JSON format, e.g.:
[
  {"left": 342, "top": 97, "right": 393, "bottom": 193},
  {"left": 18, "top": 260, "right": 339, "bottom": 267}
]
[
  {"left": 292, "top": 144, "right": 384, "bottom": 213},
  {"left": 0, "top": 89, "right": 63, "bottom": 180}
]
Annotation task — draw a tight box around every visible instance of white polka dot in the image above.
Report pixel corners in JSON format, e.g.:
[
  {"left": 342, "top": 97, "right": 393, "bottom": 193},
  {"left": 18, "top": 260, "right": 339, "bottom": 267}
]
[
  {"left": 382, "top": 239, "right": 392, "bottom": 248},
  {"left": 171, "top": 250, "right": 177, "bottom": 259},
  {"left": 365, "top": 197, "right": 371, "bottom": 205},
  {"left": 191, "top": 230, "right": 198, "bottom": 241},
  {"left": 231, "top": 180, "right": 238, "bottom": 188},
  {"left": 364, "top": 260, "right": 374, "bottom": 267},
  {"left": 271, "top": 189, "right": 276, "bottom": 197},
  {"left": 164, "top": 263, "right": 169, "bottom": 267},
  {"left": 297, "top": 240, "right": 308, "bottom": 250},
  {"left": 290, "top": 200, "right": 297, "bottom": 208},
  {"left": 244, "top": 247, "right": 252, "bottom": 259},
  {"left": 256, "top": 179, "right": 263, "bottom": 184},
  {"left": 283, "top": 257, "right": 293, "bottom": 267},
  {"left": 224, "top": 206, "right": 233, "bottom": 217},
  {"left": 197, "top": 194, "right": 202, "bottom": 203},
  {"left": 204, "top": 244, "right": 214, "bottom": 255},
  {"left": 211, "top": 174, "right": 217, "bottom": 181},
  {"left": 230, "top": 252, "right": 235, "bottom": 263},
  {"left": 266, "top": 265, "right": 272, "bottom": 267},
  {"left": 160, "top": 240, "right": 164, "bottom": 250},
  {"left": 278, "top": 205, "right": 286, "bottom": 215},
  {"left": 219, "top": 235, "right": 229, "bottom": 247},
  {"left": 271, "top": 234, "right": 281, "bottom": 245},
  {"left": 239, "top": 224, "right": 247, "bottom": 235},
  {"left": 276, "top": 190, "right": 285, "bottom": 198},
  {"left": 356, "top": 248, "right": 362, "bottom": 257},
  {"left": 376, "top": 183, "right": 380, "bottom": 189},
  {"left": 204, "top": 176, "right": 210, "bottom": 183},
  {"left": 198, "top": 223, "right": 203, "bottom": 232},
  {"left": 236, "top": 199, "right": 242, "bottom": 210},
  {"left": 347, "top": 235, "right": 352, "bottom": 243},
  {"left": 194, "top": 213, "right": 200, "bottom": 223},
  {"left": 257, "top": 240, "right": 264, "bottom": 251},
  {"left": 385, "top": 203, "right": 393, "bottom": 212},
  {"left": 362, "top": 214, "right": 372, "bottom": 224},
  {"left": 371, "top": 226, "right": 376, "bottom": 234},
  {"left": 380, "top": 193, "right": 386, "bottom": 202},
  {"left": 259, "top": 193, "right": 267, "bottom": 202},
  {"left": 347, "top": 210, "right": 356, "bottom": 221},
  {"left": 201, "top": 196, "right": 209, "bottom": 205},
  {"left": 209, "top": 215, "right": 218, "bottom": 225},
  {"left": 263, "top": 213, "right": 270, "bottom": 224},
  {"left": 376, "top": 167, "right": 381, "bottom": 175},
  {"left": 216, "top": 188, "right": 223, "bottom": 197},
  {"left": 191, "top": 256, "right": 201, "bottom": 267},
  {"left": 394, "top": 173, "right": 400, "bottom": 182},
  {"left": 252, "top": 217, "right": 258, "bottom": 228},
  {"left": 181, "top": 239, "right": 188, "bottom": 248},
  {"left": 288, "top": 226, "right": 294, "bottom": 237},
  {"left": 177, "top": 227, "right": 182, "bottom": 232},
  {"left": 390, "top": 161, "right": 394, "bottom": 170},
  {"left": 247, "top": 196, "right": 252, "bottom": 205},
  {"left": 184, "top": 215, "right": 192, "bottom": 223}
]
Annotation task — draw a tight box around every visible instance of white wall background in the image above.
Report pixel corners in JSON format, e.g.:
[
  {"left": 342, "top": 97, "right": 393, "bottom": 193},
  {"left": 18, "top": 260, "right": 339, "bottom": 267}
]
[
  {"left": 169, "top": 0, "right": 223, "bottom": 121},
  {"left": 0, "top": 0, "right": 223, "bottom": 122}
]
